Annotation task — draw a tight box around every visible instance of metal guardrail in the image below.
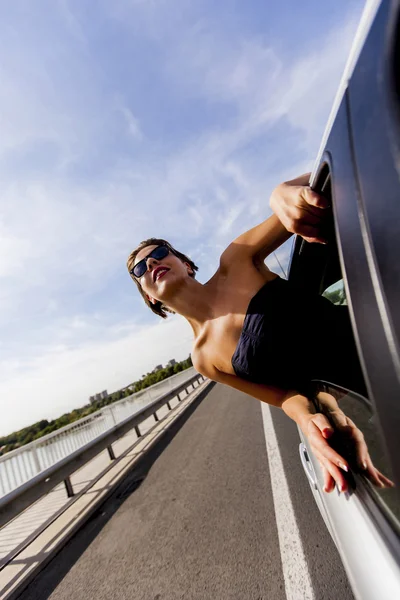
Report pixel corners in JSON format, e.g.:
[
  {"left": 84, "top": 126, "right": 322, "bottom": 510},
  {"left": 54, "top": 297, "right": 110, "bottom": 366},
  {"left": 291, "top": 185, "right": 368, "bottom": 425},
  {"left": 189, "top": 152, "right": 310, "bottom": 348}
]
[
  {"left": 0, "top": 367, "right": 197, "bottom": 497},
  {"left": 0, "top": 371, "right": 205, "bottom": 529}
]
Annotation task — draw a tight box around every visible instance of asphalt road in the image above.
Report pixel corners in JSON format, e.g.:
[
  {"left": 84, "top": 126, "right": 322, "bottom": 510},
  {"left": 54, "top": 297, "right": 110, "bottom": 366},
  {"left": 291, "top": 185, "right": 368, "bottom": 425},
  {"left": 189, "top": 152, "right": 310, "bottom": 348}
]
[{"left": 20, "top": 383, "right": 354, "bottom": 600}]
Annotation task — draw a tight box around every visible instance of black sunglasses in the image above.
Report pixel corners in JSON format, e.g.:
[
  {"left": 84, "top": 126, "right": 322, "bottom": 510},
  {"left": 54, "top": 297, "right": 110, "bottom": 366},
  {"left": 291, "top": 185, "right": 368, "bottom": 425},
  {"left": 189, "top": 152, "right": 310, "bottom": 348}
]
[{"left": 130, "top": 245, "right": 170, "bottom": 278}]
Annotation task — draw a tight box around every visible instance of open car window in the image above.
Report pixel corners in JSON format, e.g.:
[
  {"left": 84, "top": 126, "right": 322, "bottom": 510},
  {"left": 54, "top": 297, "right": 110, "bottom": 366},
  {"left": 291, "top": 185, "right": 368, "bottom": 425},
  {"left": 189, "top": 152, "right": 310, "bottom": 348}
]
[
  {"left": 312, "top": 381, "right": 400, "bottom": 531},
  {"left": 288, "top": 162, "right": 400, "bottom": 529},
  {"left": 322, "top": 279, "right": 347, "bottom": 306}
]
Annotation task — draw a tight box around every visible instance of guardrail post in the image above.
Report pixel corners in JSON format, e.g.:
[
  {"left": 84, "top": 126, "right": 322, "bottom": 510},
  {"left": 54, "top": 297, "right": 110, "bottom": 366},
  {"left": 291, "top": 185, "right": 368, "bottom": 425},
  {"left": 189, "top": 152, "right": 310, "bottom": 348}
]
[
  {"left": 154, "top": 412, "right": 159, "bottom": 422},
  {"left": 107, "top": 445, "right": 116, "bottom": 460},
  {"left": 166, "top": 401, "right": 172, "bottom": 410},
  {"left": 108, "top": 406, "right": 117, "bottom": 427},
  {"left": 32, "top": 447, "right": 41, "bottom": 474},
  {"left": 135, "top": 425, "right": 142, "bottom": 438},
  {"left": 3, "top": 462, "right": 12, "bottom": 494},
  {"left": 64, "top": 477, "right": 74, "bottom": 498}
]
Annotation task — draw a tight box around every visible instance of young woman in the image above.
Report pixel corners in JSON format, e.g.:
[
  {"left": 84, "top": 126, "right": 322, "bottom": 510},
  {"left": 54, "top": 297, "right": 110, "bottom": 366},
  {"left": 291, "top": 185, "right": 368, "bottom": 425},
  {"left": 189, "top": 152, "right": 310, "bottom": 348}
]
[{"left": 127, "top": 174, "right": 393, "bottom": 494}]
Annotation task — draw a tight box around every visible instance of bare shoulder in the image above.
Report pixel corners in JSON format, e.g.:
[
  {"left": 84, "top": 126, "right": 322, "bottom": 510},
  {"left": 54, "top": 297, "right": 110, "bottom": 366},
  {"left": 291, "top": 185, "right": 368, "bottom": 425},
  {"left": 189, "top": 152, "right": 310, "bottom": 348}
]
[{"left": 191, "top": 347, "right": 218, "bottom": 379}]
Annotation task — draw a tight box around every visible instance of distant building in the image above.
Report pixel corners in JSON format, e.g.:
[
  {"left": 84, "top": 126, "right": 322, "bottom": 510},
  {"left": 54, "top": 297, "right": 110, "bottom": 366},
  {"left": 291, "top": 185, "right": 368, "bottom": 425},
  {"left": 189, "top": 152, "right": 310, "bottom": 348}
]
[
  {"left": 89, "top": 390, "right": 108, "bottom": 405},
  {"left": 167, "top": 359, "right": 176, "bottom": 367},
  {"left": 153, "top": 364, "right": 163, "bottom": 373}
]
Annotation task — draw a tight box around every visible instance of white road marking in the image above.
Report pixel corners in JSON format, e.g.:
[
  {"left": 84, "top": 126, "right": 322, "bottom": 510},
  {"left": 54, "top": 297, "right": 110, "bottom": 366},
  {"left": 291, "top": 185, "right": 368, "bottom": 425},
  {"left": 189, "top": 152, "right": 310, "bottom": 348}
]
[{"left": 261, "top": 403, "right": 315, "bottom": 600}]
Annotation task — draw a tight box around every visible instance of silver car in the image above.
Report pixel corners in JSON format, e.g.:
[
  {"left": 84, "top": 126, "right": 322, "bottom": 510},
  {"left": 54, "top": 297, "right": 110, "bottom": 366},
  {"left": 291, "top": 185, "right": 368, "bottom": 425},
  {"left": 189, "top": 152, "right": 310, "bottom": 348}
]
[{"left": 288, "top": 1, "right": 400, "bottom": 598}]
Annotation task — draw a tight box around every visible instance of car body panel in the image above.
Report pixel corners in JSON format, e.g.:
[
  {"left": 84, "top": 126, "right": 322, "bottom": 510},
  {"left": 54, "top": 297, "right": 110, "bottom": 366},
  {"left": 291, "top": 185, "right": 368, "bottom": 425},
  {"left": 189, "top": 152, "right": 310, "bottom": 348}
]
[
  {"left": 346, "top": 0, "right": 400, "bottom": 482},
  {"left": 299, "top": 428, "right": 400, "bottom": 600},
  {"left": 315, "top": 94, "right": 400, "bottom": 486},
  {"left": 289, "top": 1, "right": 400, "bottom": 597}
]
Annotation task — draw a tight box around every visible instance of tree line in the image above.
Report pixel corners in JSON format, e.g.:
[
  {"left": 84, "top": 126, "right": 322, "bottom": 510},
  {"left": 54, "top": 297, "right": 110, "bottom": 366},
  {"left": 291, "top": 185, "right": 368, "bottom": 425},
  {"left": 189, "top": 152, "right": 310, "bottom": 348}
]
[{"left": 0, "top": 355, "right": 192, "bottom": 455}]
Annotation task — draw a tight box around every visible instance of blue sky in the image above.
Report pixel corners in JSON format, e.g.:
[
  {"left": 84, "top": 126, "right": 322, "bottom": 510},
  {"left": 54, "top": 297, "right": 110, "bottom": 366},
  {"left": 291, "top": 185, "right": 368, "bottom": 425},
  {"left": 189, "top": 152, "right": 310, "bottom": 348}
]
[{"left": 0, "top": 0, "right": 365, "bottom": 435}]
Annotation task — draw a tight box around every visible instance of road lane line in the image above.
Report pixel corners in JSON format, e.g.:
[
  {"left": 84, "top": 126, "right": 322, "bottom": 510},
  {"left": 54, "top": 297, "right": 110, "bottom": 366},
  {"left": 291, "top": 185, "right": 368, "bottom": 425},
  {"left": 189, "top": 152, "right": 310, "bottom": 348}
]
[{"left": 261, "top": 403, "right": 315, "bottom": 600}]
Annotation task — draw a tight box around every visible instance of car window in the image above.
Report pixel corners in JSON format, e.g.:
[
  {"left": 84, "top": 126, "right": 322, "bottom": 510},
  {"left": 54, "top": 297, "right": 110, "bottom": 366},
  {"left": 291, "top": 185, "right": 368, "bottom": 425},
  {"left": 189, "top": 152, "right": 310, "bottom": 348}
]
[
  {"left": 290, "top": 156, "right": 399, "bottom": 526},
  {"left": 322, "top": 279, "right": 347, "bottom": 306},
  {"left": 317, "top": 279, "right": 400, "bottom": 529},
  {"left": 313, "top": 381, "right": 400, "bottom": 530}
]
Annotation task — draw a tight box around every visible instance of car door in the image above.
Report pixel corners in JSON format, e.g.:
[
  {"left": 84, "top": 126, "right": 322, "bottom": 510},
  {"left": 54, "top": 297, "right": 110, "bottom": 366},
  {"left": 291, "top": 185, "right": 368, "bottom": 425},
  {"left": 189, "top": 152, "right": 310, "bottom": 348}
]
[{"left": 288, "top": 2, "right": 400, "bottom": 598}]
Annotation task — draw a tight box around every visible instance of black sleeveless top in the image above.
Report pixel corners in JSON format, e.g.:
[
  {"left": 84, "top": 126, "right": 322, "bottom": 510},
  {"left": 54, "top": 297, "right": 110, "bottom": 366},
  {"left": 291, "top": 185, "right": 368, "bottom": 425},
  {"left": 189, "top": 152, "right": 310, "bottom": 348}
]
[{"left": 231, "top": 277, "right": 366, "bottom": 396}]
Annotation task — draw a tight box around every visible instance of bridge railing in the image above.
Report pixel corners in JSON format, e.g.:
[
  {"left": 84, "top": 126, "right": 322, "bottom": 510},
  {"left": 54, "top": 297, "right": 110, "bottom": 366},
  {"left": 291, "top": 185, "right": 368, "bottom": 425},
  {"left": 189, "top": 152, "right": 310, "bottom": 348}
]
[
  {"left": 0, "top": 369, "right": 204, "bottom": 528},
  {"left": 0, "top": 367, "right": 196, "bottom": 498}
]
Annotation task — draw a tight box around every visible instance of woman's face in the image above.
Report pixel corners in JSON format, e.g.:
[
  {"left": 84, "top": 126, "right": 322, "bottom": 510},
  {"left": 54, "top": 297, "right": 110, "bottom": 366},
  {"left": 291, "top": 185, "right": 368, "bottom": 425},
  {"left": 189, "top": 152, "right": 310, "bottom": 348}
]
[{"left": 133, "top": 244, "right": 193, "bottom": 303}]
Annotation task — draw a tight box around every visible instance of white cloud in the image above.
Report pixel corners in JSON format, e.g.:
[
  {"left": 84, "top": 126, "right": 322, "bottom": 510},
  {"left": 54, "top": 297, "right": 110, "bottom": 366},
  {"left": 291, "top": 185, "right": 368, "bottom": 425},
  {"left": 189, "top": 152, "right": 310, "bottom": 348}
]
[
  {"left": 0, "top": 0, "right": 365, "bottom": 434},
  {"left": 0, "top": 228, "right": 31, "bottom": 278},
  {"left": 175, "top": 19, "right": 359, "bottom": 157},
  {"left": 277, "top": 15, "right": 362, "bottom": 149},
  {"left": 216, "top": 201, "right": 246, "bottom": 237},
  {"left": 116, "top": 100, "right": 143, "bottom": 140},
  {"left": 57, "top": 0, "right": 88, "bottom": 45},
  {"left": 168, "top": 32, "right": 281, "bottom": 118}
]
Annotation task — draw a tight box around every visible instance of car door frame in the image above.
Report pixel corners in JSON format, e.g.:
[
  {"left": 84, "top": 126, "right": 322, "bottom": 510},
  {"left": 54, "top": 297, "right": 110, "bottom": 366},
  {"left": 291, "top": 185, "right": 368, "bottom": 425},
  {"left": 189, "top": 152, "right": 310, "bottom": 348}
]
[{"left": 288, "top": 3, "right": 400, "bottom": 596}]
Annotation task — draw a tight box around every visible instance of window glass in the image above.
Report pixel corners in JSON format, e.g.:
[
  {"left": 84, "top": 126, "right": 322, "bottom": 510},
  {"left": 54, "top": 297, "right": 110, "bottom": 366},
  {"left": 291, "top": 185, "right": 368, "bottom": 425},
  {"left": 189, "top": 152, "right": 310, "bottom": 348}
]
[
  {"left": 313, "top": 369, "right": 400, "bottom": 528},
  {"left": 322, "top": 279, "right": 347, "bottom": 305},
  {"left": 317, "top": 278, "right": 400, "bottom": 527},
  {"left": 321, "top": 277, "right": 367, "bottom": 397}
]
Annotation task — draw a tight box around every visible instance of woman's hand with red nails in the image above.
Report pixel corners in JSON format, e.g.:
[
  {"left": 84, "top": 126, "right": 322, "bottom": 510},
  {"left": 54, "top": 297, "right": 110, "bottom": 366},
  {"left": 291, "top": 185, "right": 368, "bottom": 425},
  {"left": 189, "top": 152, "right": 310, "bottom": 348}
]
[
  {"left": 299, "top": 411, "right": 350, "bottom": 493},
  {"left": 300, "top": 393, "right": 395, "bottom": 493}
]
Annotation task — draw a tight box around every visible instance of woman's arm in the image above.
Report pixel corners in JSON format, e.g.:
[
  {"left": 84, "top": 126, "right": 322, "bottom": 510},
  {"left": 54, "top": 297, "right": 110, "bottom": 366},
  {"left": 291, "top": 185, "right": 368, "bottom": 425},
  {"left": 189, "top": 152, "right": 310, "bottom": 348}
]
[
  {"left": 195, "top": 360, "right": 351, "bottom": 493},
  {"left": 221, "top": 215, "right": 292, "bottom": 262},
  {"left": 221, "top": 213, "right": 292, "bottom": 266},
  {"left": 200, "top": 366, "right": 394, "bottom": 493},
  {"left": 221, "top": 173, "right": 328, "bottom": 266},
  {"left": 281, "top": 393, "right": 351, "bottom": 492}
]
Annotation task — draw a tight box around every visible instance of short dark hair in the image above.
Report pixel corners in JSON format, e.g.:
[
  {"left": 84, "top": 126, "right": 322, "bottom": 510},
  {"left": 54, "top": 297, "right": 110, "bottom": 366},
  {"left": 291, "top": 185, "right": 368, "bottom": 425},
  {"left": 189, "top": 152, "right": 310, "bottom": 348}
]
[{"left": 126, "top": 238, "right": 199, "bottom": 318}]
